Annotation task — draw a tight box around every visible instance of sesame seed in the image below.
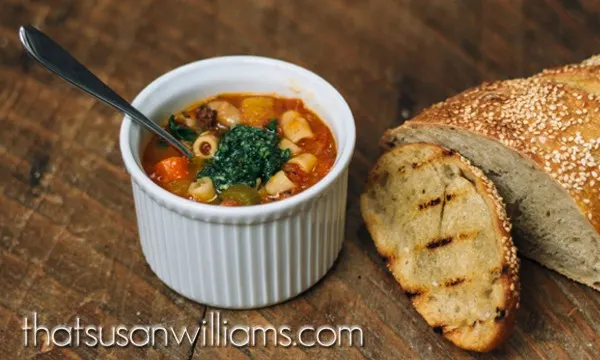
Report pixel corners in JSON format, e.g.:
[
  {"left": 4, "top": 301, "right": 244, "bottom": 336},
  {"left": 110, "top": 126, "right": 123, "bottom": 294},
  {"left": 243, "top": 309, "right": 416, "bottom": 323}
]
[{"left": 419, "top": 73, "right": 599, "bottom": 217}]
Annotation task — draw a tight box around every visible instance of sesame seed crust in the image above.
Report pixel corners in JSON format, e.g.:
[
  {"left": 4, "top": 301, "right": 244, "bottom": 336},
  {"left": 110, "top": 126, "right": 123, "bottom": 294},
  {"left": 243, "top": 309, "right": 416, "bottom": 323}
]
[
  {"left": 455, "top": 152, "right": 520, "bottom": 307},
  {"left": 398, "top": 56, "right": 600, "bottom": 233}
]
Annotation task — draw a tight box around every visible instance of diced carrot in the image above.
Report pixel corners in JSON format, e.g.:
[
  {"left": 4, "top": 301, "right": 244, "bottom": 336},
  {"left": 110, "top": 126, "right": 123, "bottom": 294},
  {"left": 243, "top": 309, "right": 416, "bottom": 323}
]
[{"left": 154, "top": 157, "right": 190, "bottom": 184}]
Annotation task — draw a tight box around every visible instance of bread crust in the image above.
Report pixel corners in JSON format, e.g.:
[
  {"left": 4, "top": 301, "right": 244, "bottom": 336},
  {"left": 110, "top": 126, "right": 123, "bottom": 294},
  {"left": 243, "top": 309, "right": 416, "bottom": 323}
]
[
  {"left": 361, "top": 143, "right": 520, "bottom": 352},
  {"left": 383, "top": 56, "right": 600, "bottom": 233}
]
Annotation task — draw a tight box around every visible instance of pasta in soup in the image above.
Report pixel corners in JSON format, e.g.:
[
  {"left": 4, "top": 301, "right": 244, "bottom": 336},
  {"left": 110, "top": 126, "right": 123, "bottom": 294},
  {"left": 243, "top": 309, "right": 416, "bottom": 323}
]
[{"left": 142, "top": 94, "right": 337, "bottom": 206}]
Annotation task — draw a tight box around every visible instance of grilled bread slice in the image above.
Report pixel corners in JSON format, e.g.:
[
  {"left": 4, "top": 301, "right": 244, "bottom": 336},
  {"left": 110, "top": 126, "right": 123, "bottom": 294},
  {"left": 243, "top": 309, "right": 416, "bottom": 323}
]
[{"left": 361, "top": 143, "right": 520, "bottom": 352}]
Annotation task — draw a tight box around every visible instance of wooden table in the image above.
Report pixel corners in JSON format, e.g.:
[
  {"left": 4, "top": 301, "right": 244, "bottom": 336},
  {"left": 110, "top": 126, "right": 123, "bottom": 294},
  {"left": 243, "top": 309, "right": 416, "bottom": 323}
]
[{"left": 1, "top": 0, "right": 599, "bottom": 358}]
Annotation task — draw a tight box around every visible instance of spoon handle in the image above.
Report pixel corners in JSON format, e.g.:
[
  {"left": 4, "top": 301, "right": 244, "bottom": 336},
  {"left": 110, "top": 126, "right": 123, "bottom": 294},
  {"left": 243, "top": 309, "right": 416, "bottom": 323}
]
[{"left": 19, "top": 25, "right": 194, "bottom": 158}]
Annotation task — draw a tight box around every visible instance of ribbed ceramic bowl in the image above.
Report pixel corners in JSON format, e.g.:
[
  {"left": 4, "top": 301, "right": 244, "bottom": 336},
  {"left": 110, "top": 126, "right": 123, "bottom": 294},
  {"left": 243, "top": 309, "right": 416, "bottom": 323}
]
[{"left": 119, "top": 56, "right": 355, "bottom": 309}]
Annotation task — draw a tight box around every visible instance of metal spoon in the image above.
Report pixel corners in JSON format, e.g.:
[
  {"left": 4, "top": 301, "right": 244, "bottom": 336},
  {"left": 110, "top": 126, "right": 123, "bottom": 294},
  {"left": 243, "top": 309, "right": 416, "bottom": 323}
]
[{"left": 19, "top": 25, "right": 194, "bottom": 158}]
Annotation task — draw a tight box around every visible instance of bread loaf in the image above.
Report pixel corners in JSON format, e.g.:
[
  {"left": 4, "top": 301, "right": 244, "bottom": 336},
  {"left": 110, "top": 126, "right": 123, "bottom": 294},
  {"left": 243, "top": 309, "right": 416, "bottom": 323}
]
[
  {"left": 383, "top": 55, "right": 600, "bottom": 290},
  {"left": 361, "top": 143, "right": 520, "bottom": 352}
]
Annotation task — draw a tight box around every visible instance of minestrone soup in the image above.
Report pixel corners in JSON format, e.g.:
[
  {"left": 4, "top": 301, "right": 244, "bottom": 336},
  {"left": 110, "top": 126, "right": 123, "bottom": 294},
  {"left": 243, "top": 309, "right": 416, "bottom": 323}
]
[{"left": 142, "top": 94, "right": 337, "bottom": 206}]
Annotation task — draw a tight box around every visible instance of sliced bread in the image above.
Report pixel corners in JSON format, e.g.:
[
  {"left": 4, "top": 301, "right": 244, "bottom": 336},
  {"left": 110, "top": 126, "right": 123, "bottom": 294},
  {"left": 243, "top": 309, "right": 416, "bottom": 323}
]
[
  {"left": 361, "top": 143, "right": 520, "bottom": 352},
  {"left": 382, "top": 55, "right": 600, "bottom": 290}
]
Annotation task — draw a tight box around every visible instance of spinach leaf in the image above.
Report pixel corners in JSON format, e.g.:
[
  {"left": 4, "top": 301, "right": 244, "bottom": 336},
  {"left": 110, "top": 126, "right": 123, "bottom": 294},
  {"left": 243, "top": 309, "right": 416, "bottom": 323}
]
[
  {"left": 266, "top": 118, "right": 278, "bottom": 133},
  {"left": 168, "top": 115, "right": 198, "bottom": 142},
  {"left": 199, "top": 121, "right": 290, "bottom": 192}
]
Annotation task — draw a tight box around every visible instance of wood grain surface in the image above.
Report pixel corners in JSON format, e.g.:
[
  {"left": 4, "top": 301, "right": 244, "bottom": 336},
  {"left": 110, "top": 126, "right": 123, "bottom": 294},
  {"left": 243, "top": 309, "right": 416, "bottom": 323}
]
[{"left": 1, "top": 0, "right": 599, "bottom": 359}]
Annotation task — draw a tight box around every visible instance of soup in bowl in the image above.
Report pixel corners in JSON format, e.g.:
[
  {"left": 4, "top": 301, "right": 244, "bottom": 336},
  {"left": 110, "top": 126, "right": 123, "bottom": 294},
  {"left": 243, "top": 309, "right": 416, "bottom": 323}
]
[
  {"left": 142, "top": 94, "right": 337, "bottom": 206},
  {"left": 120, "top": 56, "right": 355, "bottom": 308}
]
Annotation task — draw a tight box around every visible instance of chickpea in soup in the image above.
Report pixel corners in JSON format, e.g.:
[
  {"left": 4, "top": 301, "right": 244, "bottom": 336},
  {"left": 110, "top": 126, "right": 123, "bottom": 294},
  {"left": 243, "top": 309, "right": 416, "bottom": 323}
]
[{"left": 142, "top": 94, "right": 337, "bottom": 206}]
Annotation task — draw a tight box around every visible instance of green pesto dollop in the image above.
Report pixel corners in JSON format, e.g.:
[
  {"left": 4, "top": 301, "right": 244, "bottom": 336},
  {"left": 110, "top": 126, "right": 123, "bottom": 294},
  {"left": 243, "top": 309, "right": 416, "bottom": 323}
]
[{"left": 199, "top": 120, "right": 290, "bottom": 192}]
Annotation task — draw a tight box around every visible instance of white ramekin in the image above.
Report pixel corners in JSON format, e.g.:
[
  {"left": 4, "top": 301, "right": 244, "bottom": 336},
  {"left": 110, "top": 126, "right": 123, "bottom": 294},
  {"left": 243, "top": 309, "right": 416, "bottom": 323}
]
[{"left": 119, "top": 56, "right": 355, "bottom": 309}]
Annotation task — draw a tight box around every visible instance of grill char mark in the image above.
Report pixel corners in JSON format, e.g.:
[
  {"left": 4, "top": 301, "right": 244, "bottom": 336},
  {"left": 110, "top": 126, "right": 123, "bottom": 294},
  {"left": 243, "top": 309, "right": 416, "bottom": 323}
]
[
  {"left": 405, "top": 290, "right": 422, "bottom": 299},
  {"left": 445, "top": 278, "right": 466, "bottom": 287},
  {"left": 495, "top": 308, "right": 506, "bottom": 321},
  {"left": 418, "top": 197, "right": 442, "bottom": 210},
  {"left": 425, "top": 231, "right": 479, "bottom": 250},
  {"left": 426, "top": 236, "right": 453, "bottom": 249}
]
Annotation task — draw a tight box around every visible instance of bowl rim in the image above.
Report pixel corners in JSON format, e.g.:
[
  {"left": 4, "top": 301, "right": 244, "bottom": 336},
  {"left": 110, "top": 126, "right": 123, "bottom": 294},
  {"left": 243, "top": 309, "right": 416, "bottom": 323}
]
[{"left": 119, "top": 55, "right": 355, "bottom": 221}]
